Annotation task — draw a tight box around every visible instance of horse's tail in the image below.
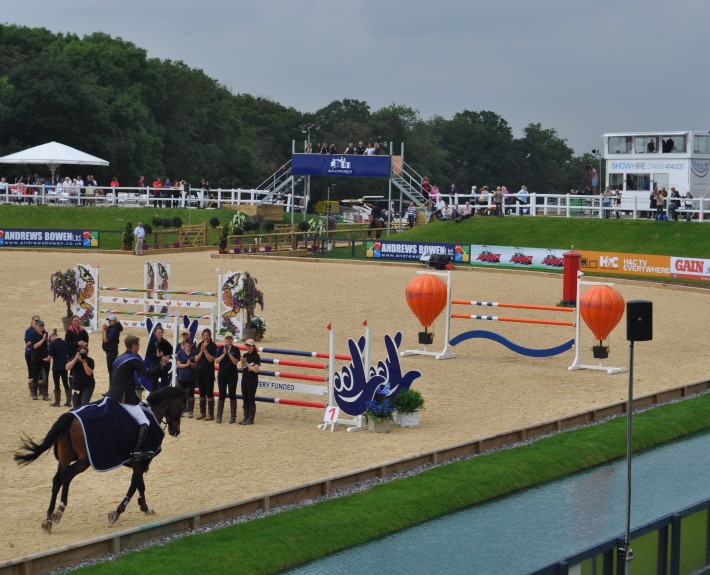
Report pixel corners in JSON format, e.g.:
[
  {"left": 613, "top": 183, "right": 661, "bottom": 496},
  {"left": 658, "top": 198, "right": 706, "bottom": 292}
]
[{"left": 14, "top": 412, "right": 75, "bottom": 467}]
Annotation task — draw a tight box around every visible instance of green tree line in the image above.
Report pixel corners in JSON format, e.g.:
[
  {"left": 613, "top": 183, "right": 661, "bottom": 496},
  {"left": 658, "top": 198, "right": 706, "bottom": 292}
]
[{"left": 0, "top": 23, "right": 598, "bottom": 202}]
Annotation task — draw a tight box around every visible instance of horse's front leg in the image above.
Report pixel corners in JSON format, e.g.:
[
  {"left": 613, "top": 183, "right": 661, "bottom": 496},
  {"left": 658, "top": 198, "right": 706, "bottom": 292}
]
[
  {"left": 52, "top": 459, "right": 89, "bottom": 524},
  {"left": 135, "top": 463, "right": 155, "bottom": 515},
  {"left": 42, "top": 465, "right": 64, "bottom": 533}
]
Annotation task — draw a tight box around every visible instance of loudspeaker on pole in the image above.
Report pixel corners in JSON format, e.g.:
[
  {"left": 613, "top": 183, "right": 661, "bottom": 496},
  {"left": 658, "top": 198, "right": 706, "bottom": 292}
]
[{"left": 626, "top": 300, "right": 653, "bottom": 342}]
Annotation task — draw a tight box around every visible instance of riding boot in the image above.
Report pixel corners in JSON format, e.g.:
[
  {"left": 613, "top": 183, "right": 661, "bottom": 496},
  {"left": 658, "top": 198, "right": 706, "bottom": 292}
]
[
  {"left": 238, "top": 405, "right": 249, "bottom": 425},
  {"left": 228, "top": 399, "right": 237, "bottom": 424},
  {"left": 31, "top": 381, "right": 38, "bottom": 400},
  {"left": 204, "top": 398, "right": 215, "bottom": 421},
  {"left": 42, "top": 381, "right": 50, "bottom": 401},
  {"left": 51, "top": 389, "right": 61, "bottom": 407},
  {"left": 130, "top": 424, "right": 155, "bottom": 460},
  {"left": 195, "top": 398, "right": 206, "bottom": 420},
  {"left": 63, "top": 385, "right": 72, "bottom": 407},
  {"left": 243, "top": 405, "right": 255, "bottom": 425},
  {"left": 215, "top": 399, "right": 224, "bottom": 424},
  {"left": 187, "top": 397, "right": 195, "bottom": 418},
  {"left": 27, "top": 378, "right": 33, "bottom": 398}
]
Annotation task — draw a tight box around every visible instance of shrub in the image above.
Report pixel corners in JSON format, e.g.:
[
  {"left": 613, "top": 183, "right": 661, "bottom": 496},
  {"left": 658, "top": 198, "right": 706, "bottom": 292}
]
[
  {"left": 172, "top": 216, "right": 183, "bottom": 228},
  {"left": 393, "top": 388, "right": 424, "bottom": 414},
  {"left": 209, "top": 216, "right": 221, "bottom": 228}
]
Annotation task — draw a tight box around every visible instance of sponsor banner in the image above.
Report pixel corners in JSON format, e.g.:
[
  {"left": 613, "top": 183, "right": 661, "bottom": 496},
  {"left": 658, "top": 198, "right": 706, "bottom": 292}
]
[
  {"left": 291, "top": 154, "right": 391, "bottom": 178},
  {"left": 258, "top": 380, "right": 326, "bottom": 396},
  {"left": 0, "top": 228, "right": 99, "bottom": 248},
  {"left": 670, "top": 256, "right": 710, "bottom": 281},
  {"left": 580, "top": 251, "right": 671, "bottom": 278},
  {"left": 365, "top": 240, "right": 470, "bottom": 263},
  {"left": 471, "top": 245, "right": 566, "bottom": 270}
]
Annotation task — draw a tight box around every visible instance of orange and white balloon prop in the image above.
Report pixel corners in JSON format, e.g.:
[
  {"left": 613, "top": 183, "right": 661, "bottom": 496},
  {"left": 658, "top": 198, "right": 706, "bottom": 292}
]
[
  {"left": 405, "top": 274, "right": 448, "bottom": 331},
  {"left": 579, "top": 285, "right": 625, "bottom": 345}
]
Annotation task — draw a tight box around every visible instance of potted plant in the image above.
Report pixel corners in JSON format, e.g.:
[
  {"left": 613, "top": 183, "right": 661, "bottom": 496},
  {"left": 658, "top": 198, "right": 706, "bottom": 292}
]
[
  {"left": 364, "top": 386, "right": 395, "bottom": 433},
  {"left": 218, "top": 224, "right": 229, "bottom": 254},
  {"left": 50, "top": 269, "right": 79, "bottom": 329},
  {"left": 232, "top": 271, "right": 264, "bottom": 340},
  {"left": 122, "top": 222, "right": 134, "bottom": 251},
  {"left": 393, "top": 388, "right": 425, "bottom": 427},
  {"left": 250, "top": 315, "right": 267, "bottom": 341}
]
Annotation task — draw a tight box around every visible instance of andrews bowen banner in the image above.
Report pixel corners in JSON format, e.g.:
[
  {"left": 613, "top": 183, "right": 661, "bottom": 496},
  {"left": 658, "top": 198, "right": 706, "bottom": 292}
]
[
  {"left": 0, "top": 228, "right": 100, "bottom": 248},
  {"left": 291, "top": 154, "right": 391, "bottom": 178},
  {"left": 365, "top": 240, "right": 471, "bottom": 263}
]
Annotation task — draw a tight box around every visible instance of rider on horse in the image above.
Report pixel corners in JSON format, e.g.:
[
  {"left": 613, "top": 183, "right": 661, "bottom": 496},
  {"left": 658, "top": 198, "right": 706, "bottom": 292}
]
[{"left": 106, "top": 334, "right": 170, "bottom": 461}]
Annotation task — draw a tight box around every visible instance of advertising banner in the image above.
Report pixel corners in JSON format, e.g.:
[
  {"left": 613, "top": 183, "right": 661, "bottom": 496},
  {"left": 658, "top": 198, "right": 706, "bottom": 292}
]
[
  {"left": 470, "top": 245, "right": 566, "bottom": 270},
  {"left": 670, "top": 256, "right": 710, "bottom": 281},
  {"left": 579, "top": 250, "right": 671, "bottom": 278},
  {"left": 365, "top": 240, "right": 470, "bottom": 263},
  {"left": 292, "top": 154, "right": 391, "bottom": 178},
  {"left": 0, "top": 228, "right": 99, "bottom": 248}
]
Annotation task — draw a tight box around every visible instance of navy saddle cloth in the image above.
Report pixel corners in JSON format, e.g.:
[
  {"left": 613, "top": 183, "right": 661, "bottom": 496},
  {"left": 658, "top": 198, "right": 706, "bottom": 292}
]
[{"left": 72, "top": 397, "right": 165, "bottom": 471}]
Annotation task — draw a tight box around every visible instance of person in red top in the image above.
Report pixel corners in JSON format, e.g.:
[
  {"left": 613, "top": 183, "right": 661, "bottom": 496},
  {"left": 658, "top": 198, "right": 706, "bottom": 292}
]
[{"left": 152, "top": 178, "right": 163, "bottom": 208}]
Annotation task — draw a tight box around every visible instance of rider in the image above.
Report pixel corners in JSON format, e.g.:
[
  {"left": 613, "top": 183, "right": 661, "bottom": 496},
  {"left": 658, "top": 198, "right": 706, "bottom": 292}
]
[{"left": 105, "top": 334, "right": 170, "bottom": 460}]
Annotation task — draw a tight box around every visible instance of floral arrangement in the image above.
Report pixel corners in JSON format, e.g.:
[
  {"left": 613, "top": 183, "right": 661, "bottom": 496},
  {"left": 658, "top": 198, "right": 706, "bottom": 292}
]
[
  {"left": 307, "top": 217, "right": 325, "bottom": 236},
  {"left": 232, "top": 271, "right": 264, "bottom": 324},
  {"left": 364, "top": 385, "right": 395, "bottom": 422},
  {"left": 230, "top": 211, "right": 249, "bottom": 230},
  {"left": 251, "top": 314, "right": 267, "bottom": 338},
  {"left": 50, "top": 269, "right": 79, "bottom": 318}
]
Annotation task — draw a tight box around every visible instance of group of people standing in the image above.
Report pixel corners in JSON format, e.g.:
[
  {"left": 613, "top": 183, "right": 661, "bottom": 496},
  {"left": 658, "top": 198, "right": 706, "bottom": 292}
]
[{"left": 304, "top": 141, "right": 382, "bottom": 156}]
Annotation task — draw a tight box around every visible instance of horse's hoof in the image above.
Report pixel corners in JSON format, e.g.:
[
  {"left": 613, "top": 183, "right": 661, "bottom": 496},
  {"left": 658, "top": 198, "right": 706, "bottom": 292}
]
[
  {"left": 107, "top": 511, "right": 119, "bottom": 525},
  {"left": 145, "top": 508, "right": 155, "bottom": 516},
  {"left": 51, "top": 511, "right": 63, "bottom": 523},
  {"left": 41, "top": 519, "right": 52, "bottom": 533}
]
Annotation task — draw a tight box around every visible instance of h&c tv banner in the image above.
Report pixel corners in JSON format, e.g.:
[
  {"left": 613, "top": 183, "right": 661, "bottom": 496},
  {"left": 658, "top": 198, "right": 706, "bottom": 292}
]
[
  {"left": 579, "top": 250, "right": 671, "bottom": 278},
  {"left": 0, "top": 229, "right": 100, "bottom": 248},
  {"left": 292, "top": 154, "right": 391, "bottom": 178}
]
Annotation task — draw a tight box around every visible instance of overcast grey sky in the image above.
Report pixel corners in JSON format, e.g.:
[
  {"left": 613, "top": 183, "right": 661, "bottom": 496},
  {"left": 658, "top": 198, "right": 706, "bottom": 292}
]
[{"left": 4, "top": 0, "right": 709, "bottom": 155}]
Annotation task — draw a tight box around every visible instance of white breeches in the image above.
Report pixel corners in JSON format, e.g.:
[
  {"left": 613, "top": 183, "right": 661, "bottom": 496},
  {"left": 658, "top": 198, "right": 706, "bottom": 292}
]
[{"left": 120, "top": 402, "right": 149, "bottom": 426}]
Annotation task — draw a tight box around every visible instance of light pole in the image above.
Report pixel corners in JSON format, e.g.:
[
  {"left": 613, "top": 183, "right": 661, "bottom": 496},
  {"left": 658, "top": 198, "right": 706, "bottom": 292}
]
[
  {"left": 300, "top": 123, "right": 319, "bottom": 217},
  {"left": 591, "top": 148, "right": 602, "bottom": 194},
  {"left": 327, "top": 184, "right": 335, "bottom": 249}
]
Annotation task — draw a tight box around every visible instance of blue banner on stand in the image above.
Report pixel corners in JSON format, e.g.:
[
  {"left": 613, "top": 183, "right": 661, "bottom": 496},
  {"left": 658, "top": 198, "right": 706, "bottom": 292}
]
[
  {"left": 0, "top": 228, "right": 100, "bottom": 248},
  {"left": 292, "top": 154, "right": 391, "bottom": 178}
]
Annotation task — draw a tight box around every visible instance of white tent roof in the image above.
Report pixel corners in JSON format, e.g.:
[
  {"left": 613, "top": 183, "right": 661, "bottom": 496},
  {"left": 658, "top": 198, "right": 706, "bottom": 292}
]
[{"left": 0, "top": 141, "right": 109, "bottom": 167}]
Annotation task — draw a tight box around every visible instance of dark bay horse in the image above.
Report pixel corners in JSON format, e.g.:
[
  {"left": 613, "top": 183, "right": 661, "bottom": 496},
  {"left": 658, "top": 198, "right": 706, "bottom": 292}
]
[{"left": 15, "top": 387, "right": 186, "bottom": 533}]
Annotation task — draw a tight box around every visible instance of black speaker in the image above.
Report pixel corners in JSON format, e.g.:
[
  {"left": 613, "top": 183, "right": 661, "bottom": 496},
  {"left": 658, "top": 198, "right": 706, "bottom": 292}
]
[
  {"left": 626, "top": 300, "right": 653, "bottom": 342},
  {"left": 428, "top": 254, "right": 452, "bottom": 270}
]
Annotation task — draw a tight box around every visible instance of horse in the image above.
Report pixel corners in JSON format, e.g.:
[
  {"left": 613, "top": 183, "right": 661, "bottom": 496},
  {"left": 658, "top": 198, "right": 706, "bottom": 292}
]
[
  {"left": 369, "top": 217, "right": 384, "bottom": 239},
  {"left": 15, "top": 386, "right": 186, "bottom": 533}
]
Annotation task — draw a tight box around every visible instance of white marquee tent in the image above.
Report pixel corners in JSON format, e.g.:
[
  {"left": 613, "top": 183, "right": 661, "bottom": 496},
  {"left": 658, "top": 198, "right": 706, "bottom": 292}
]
[{"left": 0, "top": 141, "right": 109, "bottom": 179}]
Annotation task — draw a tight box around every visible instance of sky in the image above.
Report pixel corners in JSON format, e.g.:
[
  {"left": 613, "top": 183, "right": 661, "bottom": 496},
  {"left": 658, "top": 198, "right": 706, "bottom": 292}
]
[{"left": 3, "top": 0, "right": 710, "bottom": 156}]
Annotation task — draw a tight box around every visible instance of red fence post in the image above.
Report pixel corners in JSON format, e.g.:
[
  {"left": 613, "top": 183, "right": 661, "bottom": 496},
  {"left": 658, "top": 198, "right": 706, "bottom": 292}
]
[{"left": 562, "top": 249, "right": 582, "bottom": 305}]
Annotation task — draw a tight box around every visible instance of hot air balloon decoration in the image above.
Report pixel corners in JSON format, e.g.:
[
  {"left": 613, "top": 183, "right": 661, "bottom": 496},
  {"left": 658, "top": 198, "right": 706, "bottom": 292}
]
[
  {"left": 579, "top": 285, "right": 625, "bottom": 359},
  {"left": 405, "top": 274, "right": 448, "bottom": 345}
]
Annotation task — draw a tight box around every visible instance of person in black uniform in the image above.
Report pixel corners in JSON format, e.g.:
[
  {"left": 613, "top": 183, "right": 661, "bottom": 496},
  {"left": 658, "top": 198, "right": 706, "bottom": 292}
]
[
  {"left": 106, "top": 335, "right": 169, "bottom": 460},
  {"left": 66, "top": 344, "right": 96, "bottom": 407},
  {"left": 65, "top": 315, "right": 89, "bottom": 389},
  {"left": 239, "top": 339, "right": 261, "bottom": 425},
  {"left": 29, "top": 319, "right": 50, "bottom": 400},
  {"left": 194, "top": 329, "right": 217, "bottom": 421},
  {"left": 214, "top": 333, "right": 240, "bottom": 424},
  {"left": 101, "top": 315, "right": 123, "bottom": 377},
  {"left": 145, "top": 325, "right": 173, "bottom": 391}
]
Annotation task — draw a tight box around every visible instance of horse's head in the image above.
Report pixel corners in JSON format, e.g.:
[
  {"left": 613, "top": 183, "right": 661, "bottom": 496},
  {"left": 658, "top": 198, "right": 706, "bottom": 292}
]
[{"left": 148, "top": 387, "right": 186, "bottom": 437}]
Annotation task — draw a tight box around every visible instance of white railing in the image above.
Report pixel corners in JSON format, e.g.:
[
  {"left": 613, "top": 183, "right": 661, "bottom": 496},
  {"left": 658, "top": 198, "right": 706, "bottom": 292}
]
[{"left": 0, "top": 184, "right": 304, "bottom": 212}]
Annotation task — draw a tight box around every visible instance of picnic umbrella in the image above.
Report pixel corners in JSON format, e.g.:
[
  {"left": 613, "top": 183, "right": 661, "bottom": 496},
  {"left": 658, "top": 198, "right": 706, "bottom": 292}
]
[{"left": 0, "top": 141, "right": 109, "bottom": 180}]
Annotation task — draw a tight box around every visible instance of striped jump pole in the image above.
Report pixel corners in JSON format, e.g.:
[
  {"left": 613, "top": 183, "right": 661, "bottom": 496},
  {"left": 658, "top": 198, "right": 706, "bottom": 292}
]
[
  {"left": 236, "top": 344, "right": 351, "bottom": 362},
  {"left": 100, "top": 286, "right": 218, "bottom": 296},
  {"left": 196, "top": 389, "right": 326, "bottom": 408},
  {"left": 451, "top": 300, "right": 574, "bottom": 313},
  {"left": 100, "top": 310, "right": 212, "bottom": 319},
  {"left": 450, "top": 313, "right": 575, "bottom": 328}
]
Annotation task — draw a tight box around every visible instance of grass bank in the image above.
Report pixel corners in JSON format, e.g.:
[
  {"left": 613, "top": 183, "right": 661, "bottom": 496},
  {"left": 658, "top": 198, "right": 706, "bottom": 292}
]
[{"left": 76, "top": 393, "right": 710, "bottom": 575}]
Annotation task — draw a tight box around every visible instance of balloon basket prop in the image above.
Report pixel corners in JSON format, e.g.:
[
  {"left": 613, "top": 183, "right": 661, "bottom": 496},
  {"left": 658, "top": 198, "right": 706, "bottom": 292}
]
[
  {"left": 401, "top": 271, "right": 455, "bottom": 360},
  {"left": 568, "top": 273, "right": 627, "bottom": 375},
  {"left": 418, "top": 331, "right": 434, "bottom": 345}
]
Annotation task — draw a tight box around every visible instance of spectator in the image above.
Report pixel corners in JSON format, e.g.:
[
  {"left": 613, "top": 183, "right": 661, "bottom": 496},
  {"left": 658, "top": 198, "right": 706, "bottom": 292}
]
[
  {"left": 65, "top": 315, "right": 89, "bottom": 369},
  {"left": 145, "top": 325, "right": 173, "bottom": 392},
  {"left": 101, "top": 315, "right": 123, "bottom": 376},
  {"left": 304, "top": 142, "right": 313, "bottom": 153},
  {"left": 493, "top": 187, "right": 504, "bottom": 216},
  {"left": 517, "top": 185, "right": 530, "bottom": 215},
  {"left": 602, "top": 187, "right": 613, "bottom": 218},
  {"left": 462, "top": 201, "right": 473, "bottom": 219},
  {"left": 364, "top": 142, "right": 375, "bottom": 156},
  {"left": 683, "top": 192, "right": 694, "bottom": 221},
  {"left": 133, "top": 222, "right": 145, "bottom": 255},
  {"left": 29, "top": 319, "right": 50, "bottom": 400},
  {"left": 176, "top": 338, "right": 197, "bottom": 417},
  {"left": 66, "top": 344, "right": 95, "bottom": 407},
  {"left": 669, "top": 187, "right": 681, "bottom": 221},
  {"left": 406, "top": 202, "right": 417, "bottom": 229},
  {"left": 424, "top": 198, "right": 436, "bottom": 224},
  {"left": 24, "top": 315, "right": 41, "bottom": 397},
  {"left": 449, "top": 184, "right": 459, "bottom": 206},
  {"left": 422, "top": 176, "right": 432, "bottom": 197},
  {"left": 435, "top": 196, "right": 446, "bottom": 220},
  {"left": 319, "top": 143, "right": 329, "bottom": 155},
  {"left": 194, "top": 328, "right": 217, "bottom": 421},
  {"left": 343, "top": 142, "right": 355, "bottom": 154},
  {"left": 239, "top": 339, "right": 261, "bottom": 425},
  {"left": 215, "top": 333, "right": 241, "bottom": 424},
  {"left": 356, "top": 141, "right": 366, "bottom": 155},
  {"left": 152, "top": 177, "right": 163, "bottom": 208},
  {"left": 329, "top": 143, "right": 337, "bottom": 154},
  {"left": 612, "top": 188, "right": 622, "bottom": 219},
  {"left": 47, "top": 329, "right": 71, "bottom": 407},
  {"left": 137, "top": 175, "right": 145, "bottom": 189},
  {"left": 110, "top": 176, "right": 120, "bottom": 189},
  {"left": 373, "top": 142, "right": 381, "bottom": 155}
]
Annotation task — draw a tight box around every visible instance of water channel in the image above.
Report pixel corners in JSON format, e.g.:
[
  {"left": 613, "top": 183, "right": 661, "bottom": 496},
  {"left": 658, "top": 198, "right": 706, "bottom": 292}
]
[{"left": 285, "top": 430, "right": 710, "bottom": 574}]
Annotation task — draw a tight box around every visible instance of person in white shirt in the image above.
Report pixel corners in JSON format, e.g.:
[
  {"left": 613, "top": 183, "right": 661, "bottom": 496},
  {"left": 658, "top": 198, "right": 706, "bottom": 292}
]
[
  {"left": 133, "top": 222, "right": 146, "bottom": 255},
  {"left": 363, "top": 143, "right": 375, "bottom": 156},
  {"left": 516, "top": 185, "right": 530, "bottom": 215}
]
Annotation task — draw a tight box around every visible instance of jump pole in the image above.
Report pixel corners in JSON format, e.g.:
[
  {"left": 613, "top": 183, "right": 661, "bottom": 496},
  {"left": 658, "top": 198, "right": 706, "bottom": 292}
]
[
  {"left": 568, "top": 272, "right": 627, "bottom": 375},
  {"left": 400, "top": 270, "right": 454, "bottom": 360}
]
